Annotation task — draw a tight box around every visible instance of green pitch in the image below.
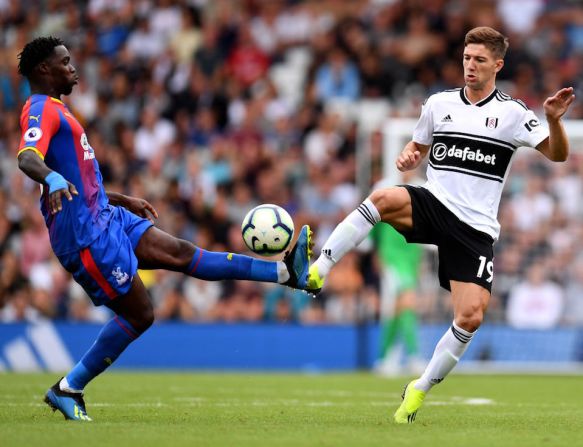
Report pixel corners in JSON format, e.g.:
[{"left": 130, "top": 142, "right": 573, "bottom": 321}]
[{"left": 1, "top": 372, "right": 582, "bottom": 447}]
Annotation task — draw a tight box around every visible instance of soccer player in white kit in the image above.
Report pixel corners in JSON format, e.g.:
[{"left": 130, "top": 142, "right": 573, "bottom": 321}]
[{"left": 304, "top": 26, "right": 575, "bottom": 423}]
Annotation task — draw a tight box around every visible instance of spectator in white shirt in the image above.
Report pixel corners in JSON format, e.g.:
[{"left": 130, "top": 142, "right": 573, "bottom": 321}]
[
  {"left": 506, "top": 260, "right": 564, "bottom": 330},
  {"left": 133, "top": 106, "right": 176, "bottom": 162}
]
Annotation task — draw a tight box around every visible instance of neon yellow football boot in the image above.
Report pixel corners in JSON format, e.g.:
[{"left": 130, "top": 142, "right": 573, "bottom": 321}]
[
  {"left": 394, "top": 379, "right": 426, "bottom": 424},
  {"left": 306, "top": 264, "right": 324, "bottom": 295}
]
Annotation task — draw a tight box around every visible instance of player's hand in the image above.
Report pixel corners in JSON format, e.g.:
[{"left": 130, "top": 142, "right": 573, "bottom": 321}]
[
  {"left": 49, "top": 181, "right": 78, "bottom": 214},
  {"left": 396, "top": 148, "right": 423, "bottom": 172},
  {"left": 544, "top": 87, "right": 575, "bottom": 121},
  {"left": 123, "top": 196, "right": 159, "bottom": 223}
]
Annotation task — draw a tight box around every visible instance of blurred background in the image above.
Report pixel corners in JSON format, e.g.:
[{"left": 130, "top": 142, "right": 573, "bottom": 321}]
[{"left": 1, "top": 0, "right": 583, "bottom": 372}]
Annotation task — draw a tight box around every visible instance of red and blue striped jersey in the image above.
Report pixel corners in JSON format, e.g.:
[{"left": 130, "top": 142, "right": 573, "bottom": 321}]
[{"left": 18, "top": 94, "right": 114, "bottom": 255}]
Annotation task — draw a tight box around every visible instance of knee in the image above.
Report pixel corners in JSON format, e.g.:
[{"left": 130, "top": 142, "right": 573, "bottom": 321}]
[
  {"left": 369, "top": 189, "right": 389, "bottom": 213},
  {"left": 169, "top": 238, "right": 197, "bottom": 266},
  {"left": 126, "top": 301, "right": 155, "bottom": 334},
  {"left": 368, "top": 188, "right": 403, "bottom": 217},
  {"left": 141, "top": 303, "right": 155, "bottom": 331},
  {"left": 455, "top": 310, "right": 483, "bottom": 333}
]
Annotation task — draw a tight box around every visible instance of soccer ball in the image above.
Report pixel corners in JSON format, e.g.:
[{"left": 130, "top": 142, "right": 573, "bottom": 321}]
[{"left": 241, "top": 204, "right": 295, "bottom": 256}]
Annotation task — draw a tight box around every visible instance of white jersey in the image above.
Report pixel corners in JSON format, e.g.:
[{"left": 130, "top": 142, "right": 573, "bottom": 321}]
[{"left": 413, "top": 87, "right": 549, "bottom": 240}]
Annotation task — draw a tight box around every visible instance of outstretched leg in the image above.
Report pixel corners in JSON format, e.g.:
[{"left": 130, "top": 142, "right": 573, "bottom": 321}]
[
  {"left": 308, "top": 187, "right": 413, "bottom": 293},
  {"left": 134, "top": 225, "right": 312, "bottom": 289}
]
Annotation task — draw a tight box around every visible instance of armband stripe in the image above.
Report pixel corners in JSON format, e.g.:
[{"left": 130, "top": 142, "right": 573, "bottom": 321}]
[{"left": 17, "top": 146, "right": 45, "bottom": 160}]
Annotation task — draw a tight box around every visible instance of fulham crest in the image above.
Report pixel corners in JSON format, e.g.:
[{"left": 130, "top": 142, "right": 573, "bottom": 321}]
[{"left": 485, "top": 117, "right": 499, "bottom": 129}]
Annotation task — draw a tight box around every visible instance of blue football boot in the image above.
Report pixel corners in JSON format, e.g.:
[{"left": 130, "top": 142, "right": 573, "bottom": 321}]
[
  {"left": 44, "top": 378, "right": 92, "bottom": 421},
  {"left": 283, "top": 225, "right": 313, "bottom": 290}
]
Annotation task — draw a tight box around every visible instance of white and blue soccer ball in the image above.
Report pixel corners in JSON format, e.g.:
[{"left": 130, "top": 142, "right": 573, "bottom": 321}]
[{"left": 241, "top": 204, "right": 295, "bottom": 256}]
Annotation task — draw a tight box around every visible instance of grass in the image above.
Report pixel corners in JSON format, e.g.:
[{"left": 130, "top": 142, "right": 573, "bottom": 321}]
[{"left": 1, "top": 372, "right": 583, "bottom": 447}]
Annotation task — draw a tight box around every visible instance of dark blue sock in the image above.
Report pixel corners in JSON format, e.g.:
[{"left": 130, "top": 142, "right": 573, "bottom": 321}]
[
  {"left": 66, "top": 315, "right": 140, "bottom": 390},
  {"left": 184, "top": 247, "right": 278, "bottom": 282}
]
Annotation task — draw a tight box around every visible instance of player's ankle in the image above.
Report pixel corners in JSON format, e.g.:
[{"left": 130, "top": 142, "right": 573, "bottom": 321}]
[
  {"left": 313, "top": 256, "right": 333, "bottom": 279},
  {"left": 413, "top": 377, "right": 432, "bottom": 393},
  {"left": 60, "top": 377, "right": 83, "bottom": 394}
]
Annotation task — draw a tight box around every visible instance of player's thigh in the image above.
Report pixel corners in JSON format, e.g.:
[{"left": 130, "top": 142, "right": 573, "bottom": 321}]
[
  {"left": 369, "top": 186, "right": 413, "bottom": 231},
  {"left": 57, "top": 219, "right": 139, "bottom": 306},
  {"left": 134, "top": 226, "right": 195, "bottom": 270}
]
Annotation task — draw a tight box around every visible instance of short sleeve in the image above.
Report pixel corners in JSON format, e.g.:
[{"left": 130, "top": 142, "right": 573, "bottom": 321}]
[
  {"left": 513, "top": 108, "right": 549, "bottom": 149},
  {"left": 18, "top": 100, "right": 60, "bottom": 159},
  {"left": 412, "top": 96, "right": 435, "bottom": 146}
]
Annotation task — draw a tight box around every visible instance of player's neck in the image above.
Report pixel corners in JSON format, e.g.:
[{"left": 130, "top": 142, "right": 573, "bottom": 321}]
[
  {"left": 30, "top": 84, "right": 61, "bottom": 101},
  {"left": 463, "top": 85, "right": 496, "bottom": 104}
]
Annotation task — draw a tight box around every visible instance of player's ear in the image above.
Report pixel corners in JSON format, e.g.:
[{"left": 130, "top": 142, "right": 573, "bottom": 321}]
[
  {"left": 494, "top": 59, "right": 504, "bottom": 73},
  {"left": 36, "top": 61, "right": 50, "bottom": 76}
]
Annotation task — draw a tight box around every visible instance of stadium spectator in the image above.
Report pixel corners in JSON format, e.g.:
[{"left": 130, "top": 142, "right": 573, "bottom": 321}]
[
  {"left": 0, "top": 281, "right": 41, "bottom": 323},
  {"left": 19, "top": 204, "right": 52, "bottom": 277},
  {"left": 68, "top": 281, "right": 112, "bottom": 322},
  {"left": 562, "top": 256, "right": 583, "bottom": 327},
  {"left": 506, "top": 261, "right": 564, "bottom": 330},
  {"left": 263, "top": 285, "right": 311, "bottom": 323},
  {"left": 323, "top": 252, "right": 378, "bottom": 324},
  {"left": 314, "top": 47, "right": 360, "bottom": 102},
  {"left": 133, "top": 105, "right": 176, "bottom": 162},
  {"left": 302, "top": 111, "right": 344, "bottom": 167},
  {"left": 125, "top": 16, "right": 166, "bottom": 62},
  {"left": 226, "top": 25, "right": 270, "bottom": 89},
  {"left": 509, "top": 174, "right": 555, "bottom": 232}
]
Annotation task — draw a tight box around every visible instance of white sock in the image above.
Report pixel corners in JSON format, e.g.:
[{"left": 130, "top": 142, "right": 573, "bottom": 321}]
[
  {"left": 415, "top": 321, "right": 475, "bottom": 393},
  {"left": 59, "top": 376, "right": 83, "bottom": 394},
  {"left": 277, "top": 261, "right": 290, "bottom": 283},
  {"left": 313, "top": 199, "right": 381, "bottom": 278}
]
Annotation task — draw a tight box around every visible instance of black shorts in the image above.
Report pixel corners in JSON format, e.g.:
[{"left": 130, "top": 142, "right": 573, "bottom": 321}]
[{"left": 397, "top": 185, "right": 495, "bottom": 292}]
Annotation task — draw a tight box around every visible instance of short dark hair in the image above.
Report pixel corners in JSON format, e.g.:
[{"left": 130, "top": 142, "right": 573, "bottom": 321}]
[
  {"left": 464, "top": 27, "right": 509, "bottom": 59},
  {"left": 17, "top": 36, "right": 65, "bottom": 78}
]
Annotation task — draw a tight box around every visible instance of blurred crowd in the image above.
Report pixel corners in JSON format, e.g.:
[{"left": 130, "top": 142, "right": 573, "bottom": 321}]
[{"left": 0, "top": 0, "right": 583, "bottom": 328}]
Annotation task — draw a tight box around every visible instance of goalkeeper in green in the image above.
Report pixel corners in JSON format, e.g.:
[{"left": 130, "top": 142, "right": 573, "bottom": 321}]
[{"left": 372, "top": 203, "right": 424, "bottom": 376}]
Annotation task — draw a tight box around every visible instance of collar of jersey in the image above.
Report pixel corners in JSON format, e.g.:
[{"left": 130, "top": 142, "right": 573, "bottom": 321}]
[
  {"left": 460, "top": 87, "right": 498, "bottom": 107},
  {"left": 31, "top": 94, "right": 64, "bottom": 105}
]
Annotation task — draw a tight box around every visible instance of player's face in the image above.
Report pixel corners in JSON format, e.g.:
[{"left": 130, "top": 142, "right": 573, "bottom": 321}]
[
  {"left": 45, "top": 45, "right": 78, "bottom": 96},
  {"left": 463, "top": 44, "right": 503, "bottom": 91}
]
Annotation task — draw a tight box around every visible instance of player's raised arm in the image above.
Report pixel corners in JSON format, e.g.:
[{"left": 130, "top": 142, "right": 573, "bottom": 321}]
[
  {"left": 17, "top": 149, "right": 78, "bottom": 214},
  {"left": 396, "top": 141, "right": 430, "bottom": 172},
  {"left": 537, "top": 87, "right": 575, "bottom": 162}
]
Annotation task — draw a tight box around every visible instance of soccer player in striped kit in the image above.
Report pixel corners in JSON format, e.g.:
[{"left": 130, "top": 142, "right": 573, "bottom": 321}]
[
  {"left": 306, "top": 26, "right": 575, "bottom": 423},
  {"left": 17, "top": 36, "right": 312, "bottom": 421}
]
